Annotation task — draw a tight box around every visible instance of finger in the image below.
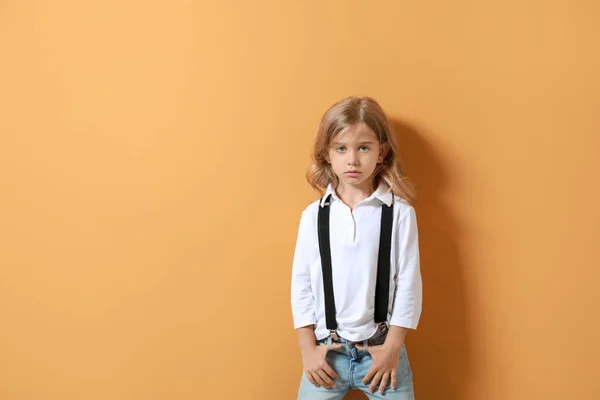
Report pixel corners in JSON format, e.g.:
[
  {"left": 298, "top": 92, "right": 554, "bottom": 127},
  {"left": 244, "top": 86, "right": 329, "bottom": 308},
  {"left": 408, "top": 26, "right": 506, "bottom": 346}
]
[
  {"left": 330, "top": 342, "right": 343, "bottom": 350},
  {"left": 322, "top": 362, "right": 340, "bottom": 380},
  {"left": 391, "top": 368, "right": 397, "bottom": 390},
  {"left": 316, "top": 369, "right": 336, "bottom": 388},
  {"left": 311, "top": 371, "right": 328, "bottom": 387},
  {"left": 378, "top": 372, "right": 390, "bottom": 394},
  {"left": 362, "top": 367, "right": 376, "bottom": 384},
  {"left": 369, "top": 371, "right": 384, "bottom": 393},
  {"left": 306, "top": 371, "right": 319, "bottom": 387},
  {"left": 355, "top": 343, "right": 364, "bottom": 351}
]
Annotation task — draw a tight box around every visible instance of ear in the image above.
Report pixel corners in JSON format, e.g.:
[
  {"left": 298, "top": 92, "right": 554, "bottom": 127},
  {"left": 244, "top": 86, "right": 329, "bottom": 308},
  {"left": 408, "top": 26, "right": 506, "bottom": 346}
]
[{"left": 324, "top": 152, "right": 331, "bottom": 164}]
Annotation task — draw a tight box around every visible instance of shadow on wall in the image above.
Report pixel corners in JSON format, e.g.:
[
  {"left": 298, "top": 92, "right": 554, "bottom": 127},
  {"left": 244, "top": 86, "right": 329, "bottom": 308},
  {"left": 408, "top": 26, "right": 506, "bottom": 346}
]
[{"left": 345, "top": 119, "right": 472, "bottom": 400}]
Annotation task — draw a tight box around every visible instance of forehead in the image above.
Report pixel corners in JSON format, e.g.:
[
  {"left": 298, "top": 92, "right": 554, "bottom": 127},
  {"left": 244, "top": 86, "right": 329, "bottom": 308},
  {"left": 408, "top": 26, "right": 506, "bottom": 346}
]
[{"left": 334, "top": 123, "right": 378, "bottom": 143}]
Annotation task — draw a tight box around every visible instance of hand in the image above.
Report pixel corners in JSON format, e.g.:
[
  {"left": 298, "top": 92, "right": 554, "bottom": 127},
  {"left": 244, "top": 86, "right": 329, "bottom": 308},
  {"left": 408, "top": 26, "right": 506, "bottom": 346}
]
[
  {"left": 301, "top": 342, "right": 342, "bottom": 388},
  {"left": 359, "top": 343, "right": 402, "bottom": 394}
]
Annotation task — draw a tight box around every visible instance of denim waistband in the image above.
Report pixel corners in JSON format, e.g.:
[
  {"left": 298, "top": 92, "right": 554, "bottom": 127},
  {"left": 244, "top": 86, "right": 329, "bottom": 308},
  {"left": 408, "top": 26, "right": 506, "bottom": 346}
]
[{"left": 315, "top": 328, "right": 388, "bottom": 350}]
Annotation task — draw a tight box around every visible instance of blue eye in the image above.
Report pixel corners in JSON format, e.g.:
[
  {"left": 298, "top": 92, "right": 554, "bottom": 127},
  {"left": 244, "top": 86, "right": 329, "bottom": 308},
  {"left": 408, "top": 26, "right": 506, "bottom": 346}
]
[
  {"left": 360, "top": 146, "right": 370, "bottom": 152},
  {"left": 336, "top": 146, "right": 346, "bottom": 152}
]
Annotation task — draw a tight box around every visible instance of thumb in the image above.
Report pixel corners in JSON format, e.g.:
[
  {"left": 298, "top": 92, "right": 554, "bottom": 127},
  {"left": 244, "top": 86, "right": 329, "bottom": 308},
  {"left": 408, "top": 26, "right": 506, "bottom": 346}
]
[{"left": 331, "top": 342, "right": 343, "bottom": 350}]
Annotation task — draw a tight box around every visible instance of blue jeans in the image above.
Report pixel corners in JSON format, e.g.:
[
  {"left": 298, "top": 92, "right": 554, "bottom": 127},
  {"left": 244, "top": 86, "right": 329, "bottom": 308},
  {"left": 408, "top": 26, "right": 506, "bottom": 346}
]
[{"left": 297, "top": 333, "right": 415, "bottom": 399}]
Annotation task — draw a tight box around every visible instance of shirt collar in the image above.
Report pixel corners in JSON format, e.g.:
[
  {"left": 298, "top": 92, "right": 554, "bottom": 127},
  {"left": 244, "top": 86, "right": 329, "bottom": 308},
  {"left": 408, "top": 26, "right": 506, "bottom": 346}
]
[{"left": 319, "top": 182, "right": 394, "bottom": 207}]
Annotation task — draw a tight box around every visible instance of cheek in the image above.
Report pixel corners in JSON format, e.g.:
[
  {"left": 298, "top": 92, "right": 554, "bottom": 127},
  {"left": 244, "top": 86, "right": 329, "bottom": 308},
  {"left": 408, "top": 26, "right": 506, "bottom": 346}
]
[
  {"left": 328, "top": 152, "right": 341, "bottom": 164},
  {"left": 364, "top": 152, "right": 380, "bottom": 163}
]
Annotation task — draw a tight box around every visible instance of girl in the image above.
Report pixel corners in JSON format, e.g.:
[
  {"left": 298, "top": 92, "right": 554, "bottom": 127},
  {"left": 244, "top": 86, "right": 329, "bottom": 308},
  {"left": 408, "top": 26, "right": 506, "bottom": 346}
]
[{"left": 290, "top": 96, "right": 422, "bottom": 400}]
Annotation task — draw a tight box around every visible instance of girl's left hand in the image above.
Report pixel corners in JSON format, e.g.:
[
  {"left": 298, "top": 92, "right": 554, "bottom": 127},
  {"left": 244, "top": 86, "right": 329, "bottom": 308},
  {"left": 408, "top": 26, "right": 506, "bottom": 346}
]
[{"left": 358, "top": 343, "right": 402, "bottom": 394}]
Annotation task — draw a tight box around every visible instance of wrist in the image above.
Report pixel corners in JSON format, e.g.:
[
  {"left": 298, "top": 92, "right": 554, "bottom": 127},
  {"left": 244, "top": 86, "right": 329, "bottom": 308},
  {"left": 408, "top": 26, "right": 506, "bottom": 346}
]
[
  {"left": 382, "top": 339, "right": 403, "bottom": 352},
  {"left": 300, "top": 343, "right": 317, "bottom": 354},
  {"left": 383, "top": 325, "right": 407, "bottom": 351},
  {"left": 296, "top": 325, "right": 317, "bottom": 353}
]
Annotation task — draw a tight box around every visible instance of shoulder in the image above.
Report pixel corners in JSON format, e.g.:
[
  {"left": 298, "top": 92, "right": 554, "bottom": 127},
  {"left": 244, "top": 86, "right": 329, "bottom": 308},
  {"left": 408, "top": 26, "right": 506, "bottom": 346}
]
[
  {"left": 294, "top": 197, "right": 323, "bottom": 226},
  {"left": 393, "top": 196, "right": 417, "bottom": 220},
  {"left": 300, "top": 198, "right": 322, "bottom": 220}
]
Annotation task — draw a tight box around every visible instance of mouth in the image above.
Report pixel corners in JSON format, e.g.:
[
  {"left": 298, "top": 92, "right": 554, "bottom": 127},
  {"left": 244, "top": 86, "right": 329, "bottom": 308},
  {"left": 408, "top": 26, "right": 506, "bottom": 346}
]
[{"left": 344, "top": 171, "right": 362, "bottom": 176}]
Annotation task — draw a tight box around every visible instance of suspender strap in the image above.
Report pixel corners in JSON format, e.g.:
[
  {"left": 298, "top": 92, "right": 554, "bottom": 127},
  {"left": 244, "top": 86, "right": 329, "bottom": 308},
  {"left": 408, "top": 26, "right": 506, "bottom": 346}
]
[
  {"left": 317, "top": 193, "right": 394, "bottom": 338},
  {"left": 375, "top": 200, "right": 394, "bottom": 324},
  {"left": 317, "top": 194, "right": 337, "bottom": 333}
]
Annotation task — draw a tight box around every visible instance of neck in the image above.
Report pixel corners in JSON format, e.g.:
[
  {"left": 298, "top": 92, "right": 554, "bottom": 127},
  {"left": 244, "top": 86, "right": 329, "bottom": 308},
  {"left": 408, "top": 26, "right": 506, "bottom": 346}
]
[{"left": 335, "top": 181, "right": 375, "bottom": 209}]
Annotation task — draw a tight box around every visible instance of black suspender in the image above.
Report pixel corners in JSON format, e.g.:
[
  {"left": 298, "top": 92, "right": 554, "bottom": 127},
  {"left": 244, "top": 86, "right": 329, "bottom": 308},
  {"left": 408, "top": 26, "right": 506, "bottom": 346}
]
[
  {"left": 375, "top": 195, "right": 394, "bottom": 326},
  {"left": 317, "top": 194, "right": 337, "bottom": 338},
  {"left": 317, "top": 193, "right": 394, "bottom": 340}
]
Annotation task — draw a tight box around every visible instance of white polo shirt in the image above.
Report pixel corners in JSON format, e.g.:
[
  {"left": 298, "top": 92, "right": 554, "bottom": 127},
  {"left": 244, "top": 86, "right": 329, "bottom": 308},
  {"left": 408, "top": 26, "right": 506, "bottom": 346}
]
[{"left": 290, "top": 182, "right": 422, "bottom": 342}]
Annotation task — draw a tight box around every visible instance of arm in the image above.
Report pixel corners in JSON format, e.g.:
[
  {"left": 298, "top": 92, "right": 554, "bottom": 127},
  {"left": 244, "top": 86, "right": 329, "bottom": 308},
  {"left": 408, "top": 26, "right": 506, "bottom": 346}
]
[
  {"left": 388, "top": 206, "right": 422, "bottom": 333},
  {"left": 290, "top": 210, "right": 317, "bottom": 330}
]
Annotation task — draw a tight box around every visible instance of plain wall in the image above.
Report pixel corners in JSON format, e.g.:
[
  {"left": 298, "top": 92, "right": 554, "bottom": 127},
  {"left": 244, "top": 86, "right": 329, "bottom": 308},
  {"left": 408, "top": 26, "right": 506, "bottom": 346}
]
[{"left": 1, "top": 1, "right": 599, "bottom": 399}]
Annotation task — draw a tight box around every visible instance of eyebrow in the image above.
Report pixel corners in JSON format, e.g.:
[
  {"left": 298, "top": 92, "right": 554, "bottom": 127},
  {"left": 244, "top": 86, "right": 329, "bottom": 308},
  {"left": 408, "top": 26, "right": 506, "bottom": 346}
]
[{"left": 333, "top": 141, "right": 375, "bottom": 145}]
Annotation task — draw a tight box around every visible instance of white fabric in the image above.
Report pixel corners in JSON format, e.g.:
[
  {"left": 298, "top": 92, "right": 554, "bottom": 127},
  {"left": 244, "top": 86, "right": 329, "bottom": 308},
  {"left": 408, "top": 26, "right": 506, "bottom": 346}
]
[{"left": 290, "top": 182, "right": 422, "bottom": 341}]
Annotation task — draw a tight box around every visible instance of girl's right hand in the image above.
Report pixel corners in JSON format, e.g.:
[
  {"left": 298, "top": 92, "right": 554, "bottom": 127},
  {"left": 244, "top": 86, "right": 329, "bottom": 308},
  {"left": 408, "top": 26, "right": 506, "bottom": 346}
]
[{"left": 301, "top": 342, "right": 343, "bottom": 388}]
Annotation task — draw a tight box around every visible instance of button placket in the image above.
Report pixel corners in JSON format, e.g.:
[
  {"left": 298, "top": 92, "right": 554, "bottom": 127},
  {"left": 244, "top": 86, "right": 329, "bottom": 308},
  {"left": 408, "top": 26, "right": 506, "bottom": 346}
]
[{"left": 344, "top": 207, "right": 354, "bottom": 244}]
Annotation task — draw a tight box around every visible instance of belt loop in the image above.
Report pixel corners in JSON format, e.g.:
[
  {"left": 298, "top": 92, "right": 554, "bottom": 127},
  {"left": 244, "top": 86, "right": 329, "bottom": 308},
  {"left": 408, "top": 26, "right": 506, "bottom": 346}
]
[
  {"left": 362, "top": 339, "right": 369, "bottom": 353},
  {"left": 327, "top": 336, "right": 333, "bottom": 350}
]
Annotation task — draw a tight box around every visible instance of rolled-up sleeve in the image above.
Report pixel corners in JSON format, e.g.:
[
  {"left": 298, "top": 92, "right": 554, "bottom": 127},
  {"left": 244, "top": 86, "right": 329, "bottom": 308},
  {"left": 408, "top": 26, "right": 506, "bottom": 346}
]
[
  {"left": 291, "top": 209, "right": 316, "bottom": 329},
  {"left": 390, "top": 206, "right": 422, "bottom": 329}
]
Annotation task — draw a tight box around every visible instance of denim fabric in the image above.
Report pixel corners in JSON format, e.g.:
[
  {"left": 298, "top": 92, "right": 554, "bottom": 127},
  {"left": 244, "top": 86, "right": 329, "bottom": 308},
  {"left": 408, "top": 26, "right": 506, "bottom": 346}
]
[{"left": 297, "top": 333, "right": 415, "bottom": 400}]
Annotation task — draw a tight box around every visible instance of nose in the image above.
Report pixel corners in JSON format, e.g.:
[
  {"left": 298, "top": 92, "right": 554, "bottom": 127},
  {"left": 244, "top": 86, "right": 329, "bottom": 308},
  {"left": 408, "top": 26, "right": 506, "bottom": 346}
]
[{"left": 347, "top": 150, "right": 358, "bottom": 165}]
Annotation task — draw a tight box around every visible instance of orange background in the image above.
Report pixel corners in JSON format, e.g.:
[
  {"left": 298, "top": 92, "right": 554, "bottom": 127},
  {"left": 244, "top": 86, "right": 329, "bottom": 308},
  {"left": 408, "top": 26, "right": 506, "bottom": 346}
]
[{"left": 1, "top": 1, "right": 599, "bottom": 399}]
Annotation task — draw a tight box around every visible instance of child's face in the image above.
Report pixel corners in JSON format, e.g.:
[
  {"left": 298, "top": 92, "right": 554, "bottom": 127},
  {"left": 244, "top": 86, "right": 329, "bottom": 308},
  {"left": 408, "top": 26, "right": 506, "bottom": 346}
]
[{"left": 326, "top": 123, "right": 385, "bottom": 191}]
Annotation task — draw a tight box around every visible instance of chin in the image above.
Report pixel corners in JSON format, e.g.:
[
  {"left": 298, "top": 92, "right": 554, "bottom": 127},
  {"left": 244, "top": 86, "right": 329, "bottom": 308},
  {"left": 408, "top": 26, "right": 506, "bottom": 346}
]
[{"left": 342, "top": 178, "right": 366, "bottom": 186}]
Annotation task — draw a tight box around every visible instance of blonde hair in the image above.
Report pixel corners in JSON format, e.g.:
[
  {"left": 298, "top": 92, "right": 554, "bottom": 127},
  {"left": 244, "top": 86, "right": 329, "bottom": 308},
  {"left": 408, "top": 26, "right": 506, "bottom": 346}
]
[{"left": 306, "top": 96, "right": 417, "bottom": 203}]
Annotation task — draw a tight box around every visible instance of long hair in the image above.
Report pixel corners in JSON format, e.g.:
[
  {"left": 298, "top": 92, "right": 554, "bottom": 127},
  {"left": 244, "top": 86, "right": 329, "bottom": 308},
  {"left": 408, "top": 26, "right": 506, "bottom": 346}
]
[{"left": 306, "top": 96, "right": 417, "bottom": 203}]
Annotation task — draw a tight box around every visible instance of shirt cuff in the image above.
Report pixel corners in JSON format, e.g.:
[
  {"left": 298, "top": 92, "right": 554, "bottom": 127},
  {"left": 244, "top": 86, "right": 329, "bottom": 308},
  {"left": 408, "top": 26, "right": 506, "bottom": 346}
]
[
  {"left": 389, "top": 316, "right": 419, "bottom": 330},
  {"left": 293, "top": 314, "right": 316, "bottom": 330}
]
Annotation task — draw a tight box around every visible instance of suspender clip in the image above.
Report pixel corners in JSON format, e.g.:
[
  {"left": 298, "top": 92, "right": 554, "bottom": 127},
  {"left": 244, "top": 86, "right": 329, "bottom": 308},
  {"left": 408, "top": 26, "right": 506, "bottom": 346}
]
[
  {"left": 378, "top": 321, "right": 389, "bottom": 333},
  {"left": 329, "top": 330, "right": 339, "bottom": 341}
]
